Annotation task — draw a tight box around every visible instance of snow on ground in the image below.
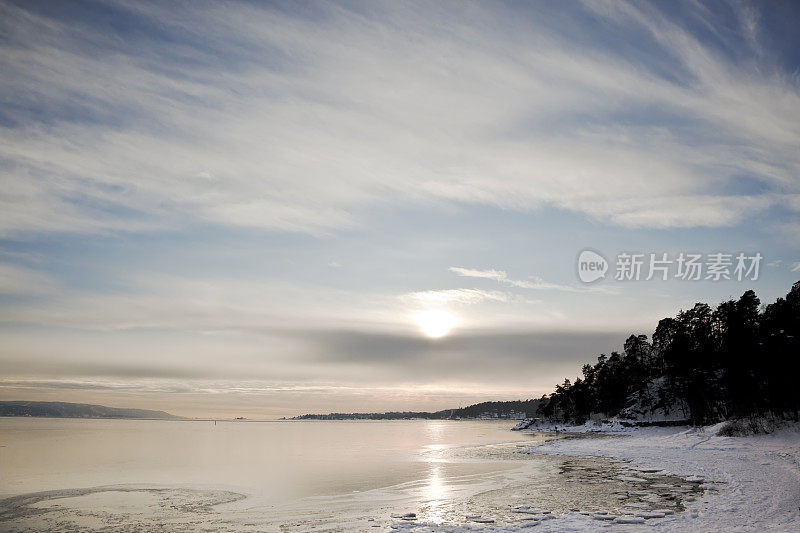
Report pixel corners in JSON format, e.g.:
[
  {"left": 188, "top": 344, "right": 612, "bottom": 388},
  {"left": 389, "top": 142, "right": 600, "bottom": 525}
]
[{"left": 392, "top": 422, "right": 800, "bottom": 532}]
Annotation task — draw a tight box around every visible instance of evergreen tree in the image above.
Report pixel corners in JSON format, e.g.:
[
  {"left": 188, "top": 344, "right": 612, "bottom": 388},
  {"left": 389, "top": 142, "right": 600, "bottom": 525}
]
[{"left": 536, "top": 282, "right": 800, "bottom": 426}]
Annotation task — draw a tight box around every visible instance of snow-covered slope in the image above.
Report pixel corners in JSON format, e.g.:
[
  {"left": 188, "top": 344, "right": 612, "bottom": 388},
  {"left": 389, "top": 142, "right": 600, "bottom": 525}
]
[{"left": 617, "top": 377, "right": 693, "bottom": 423}]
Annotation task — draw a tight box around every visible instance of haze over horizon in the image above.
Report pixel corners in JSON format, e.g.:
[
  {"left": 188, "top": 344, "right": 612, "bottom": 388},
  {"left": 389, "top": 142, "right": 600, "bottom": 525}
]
[{"left": 2, "top": 0, "right": 800, "bottom": 418}]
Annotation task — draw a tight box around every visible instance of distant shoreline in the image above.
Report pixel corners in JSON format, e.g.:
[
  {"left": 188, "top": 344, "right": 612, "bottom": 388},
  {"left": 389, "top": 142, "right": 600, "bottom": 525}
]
[
  {"left": 0, "top": 415, "right": 523, "bottom": 423},
  {"left": 0, "top": 415, "right": 185, "bottom": 421},
  {"left": 291, "top": 399, "right": 540, "bottom": 421},
  {"left": 0, "top": 401, "right": 182, "bottom": 421}
]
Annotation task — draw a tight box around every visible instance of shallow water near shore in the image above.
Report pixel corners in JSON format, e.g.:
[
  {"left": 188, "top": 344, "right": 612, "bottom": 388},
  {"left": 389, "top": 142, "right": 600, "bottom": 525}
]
[{"left": 0, "top": 418, "right": 705, "bottom": 531}]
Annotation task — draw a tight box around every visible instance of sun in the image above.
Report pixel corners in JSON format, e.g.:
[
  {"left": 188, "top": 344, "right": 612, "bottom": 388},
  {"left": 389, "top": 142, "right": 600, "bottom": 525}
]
[{"left": 414, "top": 309, "right": 458, "bottom": 338}]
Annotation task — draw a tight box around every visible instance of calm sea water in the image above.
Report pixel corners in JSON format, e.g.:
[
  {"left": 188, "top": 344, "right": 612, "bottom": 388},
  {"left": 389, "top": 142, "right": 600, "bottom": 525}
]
[
  {"left": 0, "top": 418, "right": 533, "bottom": 501},
  {"left": 0, "top": 418, "right": 698, "bottom": 531}
]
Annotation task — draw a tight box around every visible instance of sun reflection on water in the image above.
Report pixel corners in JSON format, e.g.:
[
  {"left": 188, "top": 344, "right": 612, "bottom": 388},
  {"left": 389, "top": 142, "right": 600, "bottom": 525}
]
[
  {"left": 423, "top": 463, "right": 447, "bottom": 523},
  {"left": 423, "top": 443, "right": 448, "bottom": 463},
  {"left": 421, "top": 424, "right": 450, "bottom": 523}
]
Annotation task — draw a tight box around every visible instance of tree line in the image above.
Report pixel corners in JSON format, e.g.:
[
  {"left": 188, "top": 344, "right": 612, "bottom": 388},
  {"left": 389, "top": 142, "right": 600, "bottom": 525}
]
[
  {"left": 537, "top": 281, "right": 800, "bottom": 425},
  {"left": 292, "top": 399, "right": 540, "bottom": 420}
]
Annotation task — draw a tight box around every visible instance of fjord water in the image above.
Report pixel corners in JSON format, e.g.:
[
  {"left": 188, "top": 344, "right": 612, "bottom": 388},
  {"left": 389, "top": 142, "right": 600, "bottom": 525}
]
[
  {"left": 1, "top": 418, "right": 706, "bottom": 530},
  {"left": 0, "top": 418, "right": 534, "bottom": 502}
]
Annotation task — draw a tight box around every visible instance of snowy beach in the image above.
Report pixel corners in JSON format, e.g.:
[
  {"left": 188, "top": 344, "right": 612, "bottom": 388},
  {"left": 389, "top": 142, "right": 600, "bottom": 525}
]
[{"left": 392, "top": 422, "right": 800, "bottom": 532}]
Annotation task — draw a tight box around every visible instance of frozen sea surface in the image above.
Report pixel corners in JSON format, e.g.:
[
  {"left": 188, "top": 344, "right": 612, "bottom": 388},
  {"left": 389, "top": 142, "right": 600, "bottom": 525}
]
[{"left": 0, "top": 418, "right": 756, "bottom": 531}]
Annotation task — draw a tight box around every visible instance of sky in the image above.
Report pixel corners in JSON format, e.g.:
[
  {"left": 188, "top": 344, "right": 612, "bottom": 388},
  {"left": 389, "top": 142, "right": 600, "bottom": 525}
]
[{"left": 1, "top": 0, "right": 799, "bottom": 418}]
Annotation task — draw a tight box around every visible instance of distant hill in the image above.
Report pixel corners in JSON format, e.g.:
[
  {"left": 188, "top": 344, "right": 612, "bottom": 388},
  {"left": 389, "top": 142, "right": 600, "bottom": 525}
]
[
  {"left": 292, "top": 399, "right": 540, "bottom": 420},
  {"left": 0, "top": 401, "right": 182, "bottom": 420}
]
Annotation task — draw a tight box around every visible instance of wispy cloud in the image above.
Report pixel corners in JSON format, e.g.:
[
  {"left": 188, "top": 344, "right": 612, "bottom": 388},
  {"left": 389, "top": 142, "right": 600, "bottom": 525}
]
[
  {"left": 1, "top": 1, "right": 798, "bottom": 237},
  {"left": 0, "top": 263, "right": 58, "bottom": 297},
  {"left": 447, "top": 268, "right": 508, "bottom": 283},
  {"left": 403, "top": 288, "right": 510, "bottom": 306},
  {"left": 449, "top": 266, "right": 583, "bottom": 292}
]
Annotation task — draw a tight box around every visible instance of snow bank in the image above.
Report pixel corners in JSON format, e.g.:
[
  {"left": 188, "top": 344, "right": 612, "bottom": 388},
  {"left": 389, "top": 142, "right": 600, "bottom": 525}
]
[
  {"left": 523, "top": 423, "right": 800, "bottom": 531},
  {"left": 393, "top": 423, "right": 800, "bottom": 532},
  {"left": 715, "top": 417, "right": 792, "bottom": 437}
]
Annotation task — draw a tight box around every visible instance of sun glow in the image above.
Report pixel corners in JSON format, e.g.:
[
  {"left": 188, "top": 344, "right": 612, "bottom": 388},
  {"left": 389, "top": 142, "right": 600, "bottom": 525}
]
[{"left": 414, "top": 309, "right": 458, "bottom": 338}]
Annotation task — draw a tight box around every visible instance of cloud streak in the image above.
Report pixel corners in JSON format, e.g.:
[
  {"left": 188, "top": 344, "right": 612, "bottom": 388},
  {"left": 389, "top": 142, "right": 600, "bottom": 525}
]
[
  {"left": 449, "top": 267, "right": 583, "bottom": 292},
  {"left": 1, "top": 1, "right": 799, "bottom": 238},
  {"left": 403, "top": 288, "right": 510, "bottom": 306}
]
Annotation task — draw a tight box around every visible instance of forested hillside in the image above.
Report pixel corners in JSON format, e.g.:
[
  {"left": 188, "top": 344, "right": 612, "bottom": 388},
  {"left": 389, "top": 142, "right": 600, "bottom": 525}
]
[
  {"left": 292, "top": 399, "right": 539, "bottom": 420},
  {"left": 0, "top": 401, "right": 181, "bottom": 420},
  {"left": 537, "top": 282, "right": 800, "bottom": 425}
]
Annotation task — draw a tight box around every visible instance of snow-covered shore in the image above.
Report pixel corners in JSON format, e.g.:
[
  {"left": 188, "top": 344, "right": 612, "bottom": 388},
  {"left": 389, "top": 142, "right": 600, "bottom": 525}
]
[{"left": 393, "top": 422, "right": 800, "bottom": 532}]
